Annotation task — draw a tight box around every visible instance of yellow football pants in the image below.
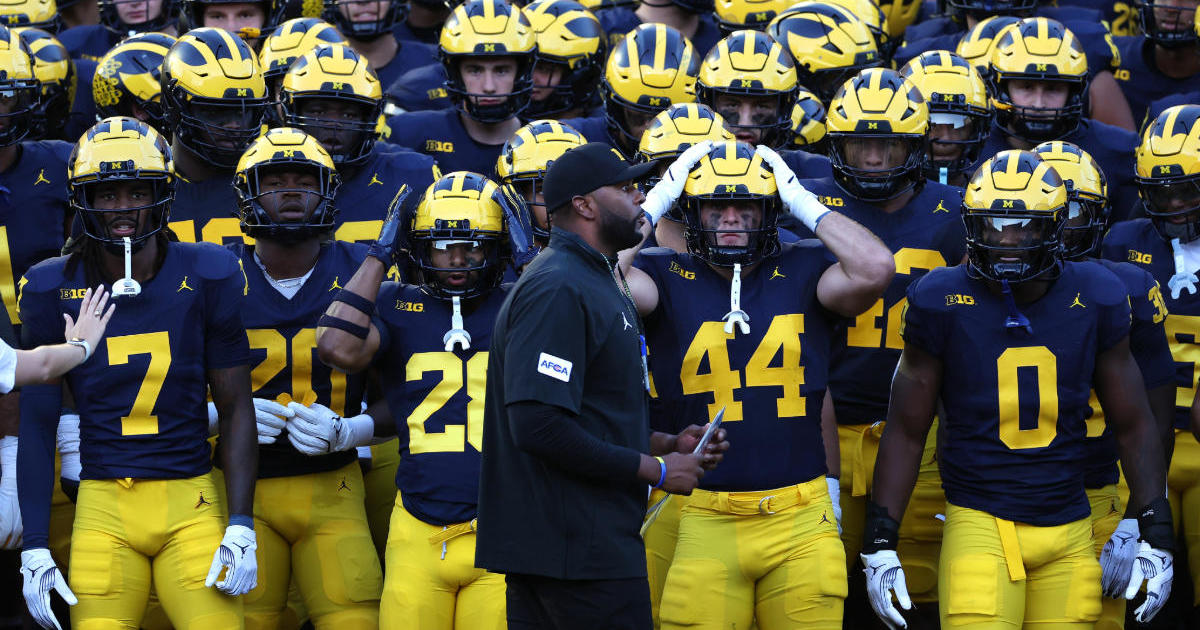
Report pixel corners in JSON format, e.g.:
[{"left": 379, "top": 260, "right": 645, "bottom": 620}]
[
  {"left": 1167, "top": 429, "right": 1200, "bottom": 605},
  {"left": 366, "top": 440, "right": 400, "bottom": 559},
  {"left": 242, "top": 463, "right": 382, "bottom": 630},
  {"left": 938, "top": 504, "right": 1101, "bottom": 629},
  {"left": 68, "top": 473, "right": 244, "bottom": 630},
  {"left": 659, "top": 476, "right": 847, "bottom": 630},
  {"left": 643, "top": 489, "right": 682, "bottom": 629},
  {"left": 379, "top": 497, "right": 505, "bottom": 630},
  {"left": 1087, "top": 484, "right": 1126, "bottom": 630}
]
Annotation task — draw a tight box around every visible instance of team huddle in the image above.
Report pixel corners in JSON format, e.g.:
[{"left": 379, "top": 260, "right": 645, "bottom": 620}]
[{"left": 0, "top": 0, "right": 1195, "bottom": 628}]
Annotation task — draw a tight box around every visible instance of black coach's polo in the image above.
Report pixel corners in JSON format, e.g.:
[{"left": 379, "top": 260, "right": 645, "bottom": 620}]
[{"left": 475, "top": 227, "right": 651, "bottom": 580}]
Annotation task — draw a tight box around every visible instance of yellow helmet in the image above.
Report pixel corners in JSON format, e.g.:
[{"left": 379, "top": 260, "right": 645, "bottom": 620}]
[
  {"left": 523, "top": 0, "right": 605, "bottom": 118},
  {"left": 92, "top": 32, "right": 175, "bottom": 137},
  {"left": 714, "top": 0, "right": 790, "bottom": 34},
  {"left": 825, "top": 67, "right": 929, "bottom": 201},
  {"left": 697, "top": 30, "right": 798, "bottom": 148},
  {"left": 955, "top": 15, "right": 1019, "bottom": 75},
  {"left": 0, "top": 0, "right": 60, "bottom": 33},
  {"left": 496, "top": 119, "right": 585, "bottom": 240},
  {"left": 767, "top": 2, "right": 882, "bottom": 103},
  {"left": 603, "top": 23, "right": 700, "bottom": 153},
  {"left": 161, "top": 27, "right": 269, "bottom": 168},
  {"left": 410, "top": 171, "right": 515, "bottom": 299},
  {"left": 900, "top": 50, "right": 992, "bottom": 181},
  {"left": 439, "top": 0, "right": 537, "bottom": 123},
  {"left": 1032, "top": 141, "right": 1108, "bottom": 259},
  {"left": 15, "top": 27, "right": 72, "bottom": 141},
  {"left": 788, "top": 86, "right": 827, "bottom": 152},
  {"left": 1139, "top": 0, "right": 1199, "bottom": 49},
  {"left": 259, "top": 17, "right": 347, "bottom": 87},
  {"left": 69, "top": 117, "right": 175, "bottom": 249},
  {"left": 234, "top": 127, "right": 341, "bottom": 242},
  {"left": 819, "top": 0, "right": 895, "bottom": 60},
  {"left": 680, "top": 140, "right": 780, "bottom": 266},
  {"left": 1135, "top": 104, "right": 1200, "bottom": 243},
  {"left": 639, "top": 103, "right": 734, "bottom": 165},
  {"left": 878, "top": 0, "right": 920, "bottom": 38},
  {"left": 989, "top": 17, "right": 1089, "bottom": 143},
  {"left": 963, "top": 149, "right": 1067, "bottom": 283},
  {"left": 0, "top": 24, "right": 38, "bottom": 146},
  {"left": 281, "top": 43, "right": 382, "bottom": 168}
]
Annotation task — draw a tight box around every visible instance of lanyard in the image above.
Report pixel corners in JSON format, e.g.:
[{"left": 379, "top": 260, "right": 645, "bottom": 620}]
[{"left": 611, "top": 261, "right": 650, "bottom": 393}]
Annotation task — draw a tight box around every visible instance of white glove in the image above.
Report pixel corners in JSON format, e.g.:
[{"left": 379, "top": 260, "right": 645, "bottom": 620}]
[
  {"left": 57, "top": 414, "right": 81, "bottom": 483},
  {"left": 861, "top": 550, "right": 912, "bottom": 629},
  {"left": 205, "top": 524, "right": 258, "bottom": 596},
  {"left": 1124, "top": 543, "right": 1173, "bottom": 623},
  {"left": 1100, "top": 518, "right": 1139, "bottom": 597},
  {"left": 826, "top": 476, "right": 842, "bottom": 535},
  {"left": 252, "top": 398, "right": 293, "bottom": 445},
  {"left": 20, "top": 548, "right": 76, "bottom": 630},
  {"left": 286, "top": 401, "right": 374, "bottom": 455},
  {"left": 642, "top": 140, "right": 714, "bottom": 223},
  {"left": 0, "top": 435, "right": 20, "bottom": 549},
  {"left": 755, "top": 145, "right": 831, "bottom": 231},
  {"left": 207, "top": 401, "right": 220, "bottom": 437}
]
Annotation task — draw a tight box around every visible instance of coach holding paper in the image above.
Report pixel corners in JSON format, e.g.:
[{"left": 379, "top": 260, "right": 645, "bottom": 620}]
[{"left": 476, "top": 143, "right": 728, "bottom": 630}]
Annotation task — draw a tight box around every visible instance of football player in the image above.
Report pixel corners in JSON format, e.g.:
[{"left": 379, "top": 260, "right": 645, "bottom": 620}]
[
  {"left": 1035, "top": 140, "right": 1176, "bottom": 630},
  {"left": 57, "top": 0, "right": 179, "bottom": 61},
  {"left": 383, "top": 0, "right": 535, "bottom": 176},
  {"left": 16, "top": 28, "right": 95, "bottom": 143},
  {"left": 765, "top": 4, "right": 882, "bottom": 105},
  {"left": 57, "top": 0, "right": 97, "bottom": 30},
  {"left": 160, "top": 28, "right": 271, "bottom": 245},
  {"left": 1102, "top": 103, "right": 1200, "bottom": 621},
  {"left": 180, "top": 0, "right": 284, "bottom": 47},
  {"left": 822, "top": 0, "right": 896, "bottom": 61},
  {"left": 496, "top": 119, "right": 587, "bottom": 248},
  {"left": 258, "top": 17, "right": 347, "bottom": 103},
  {"left": 323, "top": 0, "right": 438, "bottom": 90},
  {"left": 314, "top": 171, "right": 530, "bottom": 629},
  {"left": 17, "top": 117, "right": 258, "bottom": 630},
  {"left": 1112, "top": 0, "right": 1200, "bottom": 125},
  {"left": 0, "top": 0, "right": 62, "bottom": 34},
  {"left": 620, "top": 140, "right": 895, "bottom": 629},
  {"left": 523, "top": 0, "right": 605, "bottom": 119},
  {"left": 952, "top": 14, "right": 1019, "bottom": 75},
  {"left": 867, "top": 149, "right": 1174, "bottom": 629},
  {"left": 900, "top": 50, "right": 991, "bottom": 188},
  {"left": 91, "top": 32, "right": 177, "bottom": 137},
  {"left": 394, "top": 0, "right": 450, "bottom": 44},
  {"left": 223, "top": 127, "right": 384, "bottom": 629},
  {"left": 713, "top": 0, "right": 789, "bottom": 35},
  {"left": 785, "top": 87, "right": 828, "bottom": 156},
  {"left": 696, "top": 30, "right": 796, "bottom": 149},
  {"left": 595, "top": 0, "right": 722, "bottom": 56}
]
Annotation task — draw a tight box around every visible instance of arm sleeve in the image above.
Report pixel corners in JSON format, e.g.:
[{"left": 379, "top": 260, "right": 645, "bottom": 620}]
[
  {"left": 507, "top": 401, "right": 642, "bottom": 483},
  {"left": 204, "top": 257, "right": 251, "bottom": 369},
  {"left": 17, "top": 384, "right": 62, "bottom": 549},
  {"left": 502, "top": 285, "right": 587, "bottom": 413}
]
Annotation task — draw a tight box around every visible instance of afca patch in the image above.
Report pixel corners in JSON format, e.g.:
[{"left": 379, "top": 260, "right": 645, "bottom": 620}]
[{"left": 537, "top": 352, "right": 572, "bottom": 383}]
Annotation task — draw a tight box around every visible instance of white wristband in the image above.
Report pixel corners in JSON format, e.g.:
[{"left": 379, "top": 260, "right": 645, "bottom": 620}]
[
  {"left": 67, "top": 338, "right": 91, "bottom": 362},
  {"left": 790, "top": 192, "right": 832, "bottom": 232}
]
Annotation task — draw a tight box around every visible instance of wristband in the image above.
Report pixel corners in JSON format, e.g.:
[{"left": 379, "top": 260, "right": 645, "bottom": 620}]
[
  {"left": 228, "top": 514, "right": 255, "bottom": 529},
  {"left": 66, "top": 338, "right": 91, "bottom": 362},
  {"left": 317, "top": 314, "right": 370, "bottom": 340},
  {"left": 334, "top": 290, "right": 377, "bottom": 317},
  {"left": 1137, "top": 496, "right": 1175, "bottom": 553},
  {"left": 861, "top": 500, "right": 900, "bottom": 554},
  {"left": 653, "top": 456, "right": 666, "bottom": 489}
]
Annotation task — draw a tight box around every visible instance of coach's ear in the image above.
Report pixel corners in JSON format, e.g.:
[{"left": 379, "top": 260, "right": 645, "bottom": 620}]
[{"left": 569, "top": 194, "right": 598, "bottom": 222}]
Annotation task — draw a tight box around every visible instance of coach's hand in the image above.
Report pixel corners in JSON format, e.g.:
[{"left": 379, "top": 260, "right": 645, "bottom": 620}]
[
  {"left": 660, "top": 452, "right": 705, "bottom": 495},
  {"left": 861, "top": 550, "right": 911, "bottom": 629},
  {"left": 206, "top": 524, "right": 258, "bottom": 596},
  {"left": 20, "top": 548, "right": 76, "bottom": 630},
  {"left": 673, "top": 423, "right": 729, "bottom": 471}
]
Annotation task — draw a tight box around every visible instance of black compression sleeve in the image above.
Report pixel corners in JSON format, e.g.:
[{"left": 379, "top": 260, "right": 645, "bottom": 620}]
[{"left": 507, "top": 400, "right": 642, "bottom": 483}]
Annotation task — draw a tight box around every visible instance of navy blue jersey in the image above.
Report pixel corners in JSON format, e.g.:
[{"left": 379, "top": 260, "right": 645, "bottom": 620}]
[
  {"left": 333, "top": 144, "right": 439, "bottom": 243},
  {"left": 66, "top": 58, "right": 99, "bottom": 143},
  {"left": 382, "top": 108, "right": 505, "bottom": 177},
  {"left": 384, "top": 62, "right": 450, "bottom": 113},
  {"left": 635, "top": 242, "right": 838, "bottom": 491},
  {"left": 1102, "top": 218, "right": 1200, "bottom": 429},
  {"left": 903, "top": 5, "right": 1101, "bottom": 43},
  {"left": 18, "top": 242, "right": 250, "bottom": 480},
  {"left": 392, "top": 18, "right": 440, "bottom": 45},
  {"left": 558, "top": 115, "right": 610, "bottom": 144},
  {"left": 1056, "top": 0, "right": 1141, "bottom": 36},
  {"left": 978, "top": 119, "right": 1139, "bottom": 222},
  {"left": 902, "top": 261, "right": 1130, "bottom": 525},
  {"left": 169, "top": 173, "right": 245, "bottom": 246},
  {"left": 224, "top": 241, "right": 370, "bottom": 479},
  {"left": 1082, "top": 257, "right": 1173, "bottom": 488},
  {"left": 57, "top": 24, "right": 116, "bottom": 62},
  {"left": 1147, "top": 90, "right": 1200, "bottom": 128},
  {"left": 596, "top": 7, "right": 723, "bottom": 56},
  {"left": 782, "top": 150, "right": 832, "bottom": 180},
  {"left": 1114, "top": 36, "right": 1200, "bottom": 125},
  {"left": 798, "top": 178, "right": 966, "bottom": 425},
  {"left": 374, "top": 282, "right": 509, "bottom": 526},
  {"left": 898, "top": 16, "right": 1116, "bottom": 76},
  {"left": 0, "top": 140, "right": 72, "bottom": 326},
  {"left": 373, "top": 39, "right": 439, "bottom": 91}
]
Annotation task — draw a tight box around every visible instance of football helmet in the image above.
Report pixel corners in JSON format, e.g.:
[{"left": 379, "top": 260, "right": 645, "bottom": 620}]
[
  {"left": 1032, "top": 140, "right": 1108, "bottom": 259},
  {"left": 989, "top": 18, "right": 1089, "bottom": 143},
  {"left": 92, "top": 32, "right": 175, "bottom": 136},
  {"left": 638, "top": 103, "right": 733, "bottom": 222},
  {"left": 680, "top": 140, "right": 781, "bottom": 266},
  {"left": 0, "top": 25, "right": 39, "bottom": 146},
  {"left": 160, "top": 27, "right": 270, "bottom": 169},
  {"left": 577, "top": 0, "right": 635, "bottom": 11},
  {"left": 825, "top": 67, "right": 929, "bottom": 201},
  {"left": 0, "top": 0, "right": 61, "bottom": 33},
  {"left": 1135, "top": 104, "right": 1200, "bottom": 243},
  {"left": 234, "top": 126, "right": 340, "bottom": 243},
  {"left": 962, "top": 149, "right": 1067, "bottom": 283},
  {"left": 788, "top": 86, "right": 827, "bottom": 153},
  {"left": 714, "top": 0, "right": 790, "bottom": 35},
  {"left": 280, "top": 43, "right": 381, "bottom": 168},
  {"left": 496, "top": 119, "right": 585, "bottom": 242},
  {"left": 1139, "top": 0, "right": 1199, "bottom": 49},
  {"left": 98, "top": 0, "right": 179, "bottom": 36},
  {"left": 879, "top": 0, "right": 919, "bottom": 38},
  {"left": 259, "top": 17, "right": 347, "bottom": 90},
  {"left": 523, "top": 0, "right": 604, "bottom": 118},
  {"left": 820, "top": 0, "right": 896, "bottom": 60},
  {"left": 410, "top": 171, "right": 515, "bottom": 299},
  {"left": 439, "top": 0, "right": 537, "bottom": 123},
  {"left": 767, "top": 3, "right": 882, "bottom": 104},
  {"left": 69, "top": 117, "right": 176, "bottom": 251},
  {"left": 697, "top": 29, "right": 798, "bottom": 148},
  {"left": 955, "top": 14, "right": 1019, "bottom": 76},
  {"left": 179, "top": 0, "right": 285, "bottom": 40},
  {"left": 322, "top": 0, "right": 402, "bottom": 41},
  {"left": 603, "top": 23, "right": 700, "bottom": 153},
  {"left": 15, "top": 27, "right": 73, "bottom": 141},
  {"left": 901, "top": 50, "right": 991, "bottom": 182},
  {"left": 944, "top": 0, "right": 1036, "bottom": 21}
]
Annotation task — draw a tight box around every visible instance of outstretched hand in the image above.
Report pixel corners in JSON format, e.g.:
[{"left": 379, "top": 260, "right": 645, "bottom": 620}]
[{"left": 62, "top": 286, "right": 115, "bottom": 351}]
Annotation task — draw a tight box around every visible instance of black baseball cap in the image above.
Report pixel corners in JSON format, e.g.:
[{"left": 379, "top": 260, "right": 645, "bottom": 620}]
[{"left": 542, "top": 143, "right": 655, "bottom": 214}]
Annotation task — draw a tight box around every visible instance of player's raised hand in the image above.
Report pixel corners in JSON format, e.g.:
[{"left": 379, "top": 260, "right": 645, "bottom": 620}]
[
  {"left": 642, "top": 140, "right": 713, "bottom": 223},
  {"left": 366, "top": 185, "right": 410, "bottom": 266},
  {"left": 754, "top": 145, "right": 830, "bottom": 231},
  {"left": 861, "top": 550, "right": 911, "bottom": 629},
  {"left": 62, "top": 285, "right": 115, "bottom": 355},
  {"left": 1100, "top": 518, "right": 1139, "bottom": 597},
  {"left": 205, "top": 525, "right": 258, "bottom": 596},
  {"left": 20, "top": 548, "right": 76, "bottom": 630}
]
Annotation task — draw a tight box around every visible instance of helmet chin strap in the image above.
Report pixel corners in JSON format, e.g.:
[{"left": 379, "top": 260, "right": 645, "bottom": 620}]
[
  {"left": 722, "top": 262, "right": 750, "bottom": 335},
  {"left": 443, "top": 295, "right": 472, "bottom": 351},
  {"left": 1169, "top": 237, "right": 1199, "bottom": 299},
  {"left": 999, "top": 278, "right": 1031, "bottom": 335},
  {"left": 112, "top": 236, "right": 142, "bottom": 297}
]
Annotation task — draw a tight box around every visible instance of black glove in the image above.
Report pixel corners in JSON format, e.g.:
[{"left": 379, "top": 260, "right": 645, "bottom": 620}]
[{"left": 366, "top": 185, "right": 410, "bottom": 266}]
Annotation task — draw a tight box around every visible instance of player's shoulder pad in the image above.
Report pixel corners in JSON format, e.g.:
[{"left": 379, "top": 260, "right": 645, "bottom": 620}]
[
  {"left": 1096, "top": 257, "right": 1158, "bottom": 294},
  {"left": 376, "top": 143, "right": 439, "bottom": 174},
  {"left": 1066, "top": 259, "right": 1131, "bottom": 308},
  {"left": 330, "top": 239, "right": 370, "bottom": 265},
  {"left": 185, "top": 241, "right": 244, "bottom": 281},
  {"left": 906, "top": 265, "right": 968, "bottom": 307},
  {"left": 1103, "top": 217, "right": 1155, "bottom": 248},
  {"left": 20, "top": 254, "right": 71, "bottom": 295},
  {"left": 28, "top": 139, "right": 74, "bottom": 164}
]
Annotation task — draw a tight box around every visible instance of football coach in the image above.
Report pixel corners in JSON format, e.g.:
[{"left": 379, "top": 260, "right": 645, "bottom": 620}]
[{"left": 476, "top": 143, "right": 728, "bottom": 630}]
